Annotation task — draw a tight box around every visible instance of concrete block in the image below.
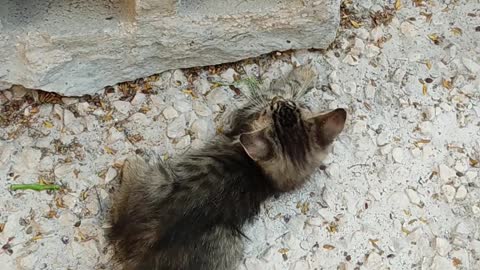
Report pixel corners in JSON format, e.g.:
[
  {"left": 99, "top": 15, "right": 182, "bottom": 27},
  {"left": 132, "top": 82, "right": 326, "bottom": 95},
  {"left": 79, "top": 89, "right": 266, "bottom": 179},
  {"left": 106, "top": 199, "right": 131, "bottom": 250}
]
[{"left": 0, "top": 0, "right": 340, "bottom": 96}]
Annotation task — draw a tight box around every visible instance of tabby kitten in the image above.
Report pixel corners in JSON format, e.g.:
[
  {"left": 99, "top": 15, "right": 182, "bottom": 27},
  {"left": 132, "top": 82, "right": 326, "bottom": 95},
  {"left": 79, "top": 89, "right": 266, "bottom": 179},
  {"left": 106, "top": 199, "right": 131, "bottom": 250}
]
[{"left": 109, "top": 64, "right": 347, "bottom": 270}]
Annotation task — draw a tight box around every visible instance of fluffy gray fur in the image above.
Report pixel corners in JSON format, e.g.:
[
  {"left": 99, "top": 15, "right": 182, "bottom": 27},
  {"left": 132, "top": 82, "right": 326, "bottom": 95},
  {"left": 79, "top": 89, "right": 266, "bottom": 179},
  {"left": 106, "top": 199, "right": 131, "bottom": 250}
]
[{"left": 109, "top": 64, "right": 347, "bottom": 270}]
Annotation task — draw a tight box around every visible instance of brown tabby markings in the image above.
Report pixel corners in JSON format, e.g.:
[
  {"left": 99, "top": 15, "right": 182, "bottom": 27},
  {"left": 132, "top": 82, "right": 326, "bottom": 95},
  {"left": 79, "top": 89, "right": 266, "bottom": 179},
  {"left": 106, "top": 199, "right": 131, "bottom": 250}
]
[{"left": 109, "top": 65, "right": 347, "bottom": 270}]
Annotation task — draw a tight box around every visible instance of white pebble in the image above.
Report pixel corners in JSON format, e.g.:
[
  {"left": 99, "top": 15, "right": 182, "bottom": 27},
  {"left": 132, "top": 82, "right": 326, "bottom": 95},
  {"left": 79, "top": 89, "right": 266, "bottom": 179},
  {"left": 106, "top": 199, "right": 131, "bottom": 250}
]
[
  {"left": 175, "top": 135, "right": 191, "bottom": 149},
  {"left": 442, "top": 185, "right": 456, "bottom": 203},
  {"left": 365, "top": 44, "right": 380, "bottom": 58},
  {"left": 190, "top": 119, "right": 211, "bottom": 140},
  {"left": 173, "top": 70, "right": 187, "bottom": 86},
  {"left": 431, "top": 255, "right": 455, "bottom": 270},
  {"left": 112, "top": 100, "right": 131, "bottom": 115},
  {"left": 434, "top": 237, "right": 451, "bottom": 257},
  {"left": 439, "top": 164, "right": 456, "bottom": 183},
  {"left": 376, "top": 133, "right": 389, "bottom": 146},
  {"left": 104, "top": 167, "right": 117, "bottom": 183},
  {"left": 162, "top": 106, "right": 179, "bottom": 120},
  {"left": 342, "top": 54, "right": 358, "bottom": 66},
  {"left": 351, "top": 120, "right": 366, "bottom": 134},
  {"left": 462, "top": 58, "right": 480, "bottom": 73},
  {"left": 365, "top": 83, "right": 376, "bottom": 99},
  {"left": 167, "top": 115, "right": 186, "bottom": 138},
  {"left": 418, "top": 121, "right": 433, "bottom": 135},
  {"left": 406, "top": 188, "right": 421, "bottom": 206},
  {"left": 392, "top": 148, "right": 404, "bottom": 163},
  {"left": 131, "top": 93, "right": 146, "bottom": 106},
  {"left": 220, "top": 68, "right": 237, "bottom": 83},
  {"left": 455, "top": 185, "right": 467, "bottom": 201},
  {"left": 174, "top": 100, "right": 192, "bottom": 113},
  {"left": 193, "top": 102, "right": 212, "bottom": 117},
  {"left": 400, "top": 21, "right": 417, "bottom": 37}
]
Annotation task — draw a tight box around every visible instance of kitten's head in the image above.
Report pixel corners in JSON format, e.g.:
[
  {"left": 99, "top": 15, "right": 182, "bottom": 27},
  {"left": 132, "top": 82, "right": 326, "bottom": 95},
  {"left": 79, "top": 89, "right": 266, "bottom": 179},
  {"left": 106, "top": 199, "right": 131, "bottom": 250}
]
[
  {"left": 235, "top": 65, "right": 347, "bottom": 191},
  {"left": 239, "top": 98, "right": 346, "bottom": 191}
]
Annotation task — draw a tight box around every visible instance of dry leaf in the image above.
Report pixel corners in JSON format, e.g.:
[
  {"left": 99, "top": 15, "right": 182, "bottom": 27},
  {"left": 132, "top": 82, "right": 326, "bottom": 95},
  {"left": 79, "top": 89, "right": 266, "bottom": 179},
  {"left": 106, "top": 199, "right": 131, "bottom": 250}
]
[
  {"left": 442, "top": 79, "right": 453, "bottom": 90},
  {"left": 420, "top": 12, "right": 432, "bottom": 23},
  {"left": 182, "top": 89, "right": 197, "bottom": 98},
  {"left": 452, "top": 257, "right": 462, "bottom": 267},
  {"left": 401, "top": 226, "right": 411, "bottom": 235},
  {"left": 0, "top": 223, "right": 5, "bottom": 233},
  {"left": 428, "top": 33, "right": 443, "bottom": 45},
  {"left": 278, "top": 248, "right": 289, "bottom": 254},
  {"left": 470, "top": 158, "right": 479, "bottom": 167},
  {"left": 327, "top": 222, "right": 338, "bottom": 233},
  {"left": 395, "top": 0, "right": 402, "bottom": 10},
  {"left": 425, "top": 60, "right": 432, "bottom": 70},
  {"left": 450, "top": 27, "right": 463, "bottom": 36},
  {"left": 350, "top": 20, "right": 362, "bottom": 28},
  {"left": 422, "top": 83, "right": 428, "bottom": 95},
  {"left": 323, "top": 244, "right": 335, "bottom": 250},
  {"left": 43, "top": 120, "right": 54, "bottom": 128},
  {"left": 104, "top": 146, "right": 117, "bottom": 155}
]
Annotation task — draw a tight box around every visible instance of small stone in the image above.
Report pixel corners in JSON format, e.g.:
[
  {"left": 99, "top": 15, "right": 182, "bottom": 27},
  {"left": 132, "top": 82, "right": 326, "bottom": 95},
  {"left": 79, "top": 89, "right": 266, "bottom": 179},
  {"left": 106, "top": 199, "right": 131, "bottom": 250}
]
[
  {"left": 462, "top": 58, "right": 480, "bottom": 73},
  {"left": 190, "top": 119, "right": 211, "bottom": 140},
  {"left": 330, "top": 83, "right": 342, "bottom": 95},
  {"left": 207, "top": 87, "right": 230, "bottom": 105},
  {"left": 104, "top": 167, "right": 117, "bottom": 183},
  {"left": 371, "top": 26, "right": 383, "bottom": 42},
  {"left": 400, "top": 21, "right": 417, "bottom": 37},
  {"left": 418, "top": 121, "right": 433, "bottom": 135},
  {"left": 376, "top": 133, "right": 389, "bottom": 146},
  {"left": 175, "top": 135, "right": 191, "bottom": 149},
  {"left": 439, "top": 164, "right": 456, "bottom": 183},
  {"left": 442, "top": 185, "right": 456, "bottom": 203},
  {"left": 454, "top": 161, "right": 467, "bottom": 173},
  {"left": 431, "top": 255, "right": 455, "bottom": 270},
  {"left": 167, "top": 115, "right": 186, "bottom": 138},
  {"left": 392, "top": 148, "right": 404, "bottom": 163},
  {"left": 54, "top": 164, "right": 75, "bottom": 178},
  {"left": 220, "top": 68, "right": 238, "bottom": 83},
  {"left": 434, "top": 237, "right": 451, "bottom": 257},
  {"left": 365, "top": 83, "right": 376, "bottom": 99},
  {"left": 455, "top": 185, "right": 467, "bottom": 200},
  {"left": 107, "top": 127, "right": 125, "bottom": 144},
  {"left": 351, "top": 120, "right": 366, "bottom": 134},
  {"left": 174, "top": 100, "right": 192, "bottom": 113},
  {"left": 64, "top": 109, "right": 84, "bottom": 134},
  {"left": 112, "top": 100, "right": 131, "bottom": 115},
  {"left": 77, "top": 102, "right": 91, "bottom": 116},
  {"left": 411, "top": 148, "right": 421, "bottom": 158},
  {"left": 61, "top": 236, "right": 70, "bottom": 245},
  {"left": 465, "top": 171, "right": 477, "bottom": 180},
  {"left": 173, "top": 69, "right": 187, "bottom": 86},
  {"left": 342, "top": 54, "right": 358, "bottom": 66},
  {"left": 365, "top": 44, "right": 380, "bottom": 58},
  {"left": 195, "top": 78, "right": 211, "bottom": 95},
  {"left": 472, "top": 205, "right": 480, "bottom": 216},
  {"left": 292, "top": 260, "right": 308, "bottom": 270},
  {"left": 162, "top": 106, "right": 179, "bottom": 120},
  {"left": 406, "top": 188, "right": 421, "bottom": 206},
  {"left": 131, "top": 93, "right": 147, "bottom": 106},
  {"left": 193, "top": 102, "right": 212, "bottom": 117},
  {"left": 365, "top": 252, "right": 383, "bottom": 268},
  {"left": 422, "top": 106, "right": 435, "bottom": 121},
  {"left": 350, "top": 38, "right": 365, "bottom": 56},
  {"left": 13, "top": 148, "right": 42, "bottom": 173},
  {"left": 344, "top": 81, "right": 356, "bottom": 95}
]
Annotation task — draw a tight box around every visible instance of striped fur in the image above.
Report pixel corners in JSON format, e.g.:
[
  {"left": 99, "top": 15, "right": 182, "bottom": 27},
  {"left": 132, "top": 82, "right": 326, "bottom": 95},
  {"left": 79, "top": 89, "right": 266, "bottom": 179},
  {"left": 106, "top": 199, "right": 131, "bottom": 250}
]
[{"left": 109, "top": 65, "right": 346, "bottom": 270}]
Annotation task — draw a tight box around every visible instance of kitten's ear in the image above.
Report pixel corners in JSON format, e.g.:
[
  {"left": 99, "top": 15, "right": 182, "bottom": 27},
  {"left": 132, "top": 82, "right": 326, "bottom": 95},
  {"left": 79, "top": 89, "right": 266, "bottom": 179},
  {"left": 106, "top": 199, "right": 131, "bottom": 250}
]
[
  {"left": 239, "top": 129, "right": 273, "bottom": 161},
  {"left": 309, "top": 108, "right": 347, "bottom": 146}
]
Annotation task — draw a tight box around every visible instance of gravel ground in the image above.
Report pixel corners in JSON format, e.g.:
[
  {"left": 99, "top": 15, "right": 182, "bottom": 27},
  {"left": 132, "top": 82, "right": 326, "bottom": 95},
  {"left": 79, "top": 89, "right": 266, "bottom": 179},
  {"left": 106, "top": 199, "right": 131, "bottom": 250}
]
[{"left": 1, "top": 1, "right": 480, "bottom": 269}]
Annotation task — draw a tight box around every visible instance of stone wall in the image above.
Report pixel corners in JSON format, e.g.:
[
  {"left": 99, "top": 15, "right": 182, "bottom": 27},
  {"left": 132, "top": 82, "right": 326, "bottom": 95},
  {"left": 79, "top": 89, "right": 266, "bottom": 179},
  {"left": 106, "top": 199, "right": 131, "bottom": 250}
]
[{"left": 0, "top": 0, "right": 340, "bottom": 96}]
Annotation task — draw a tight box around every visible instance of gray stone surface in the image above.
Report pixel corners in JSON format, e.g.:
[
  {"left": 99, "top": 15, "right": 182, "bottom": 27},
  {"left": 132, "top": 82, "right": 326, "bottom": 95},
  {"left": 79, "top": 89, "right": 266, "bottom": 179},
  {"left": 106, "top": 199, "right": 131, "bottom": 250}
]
[{"left": 0, "top": 0, "right": 340, "bottom": 96}]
